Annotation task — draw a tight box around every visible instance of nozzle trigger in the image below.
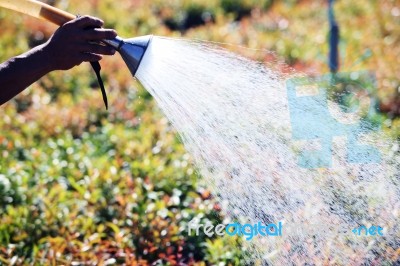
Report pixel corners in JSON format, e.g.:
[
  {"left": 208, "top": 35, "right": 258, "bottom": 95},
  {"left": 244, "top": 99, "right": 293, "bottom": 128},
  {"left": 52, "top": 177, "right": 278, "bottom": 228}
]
[{"left": 90, "top": 61, "right": 108, "bottom": 110}]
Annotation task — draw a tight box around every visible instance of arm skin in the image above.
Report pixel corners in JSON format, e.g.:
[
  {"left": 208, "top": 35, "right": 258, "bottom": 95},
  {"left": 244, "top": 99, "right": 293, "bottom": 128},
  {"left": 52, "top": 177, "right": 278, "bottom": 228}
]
[{"left": 0, "top": 15, "right": 117, "bottom": 106}]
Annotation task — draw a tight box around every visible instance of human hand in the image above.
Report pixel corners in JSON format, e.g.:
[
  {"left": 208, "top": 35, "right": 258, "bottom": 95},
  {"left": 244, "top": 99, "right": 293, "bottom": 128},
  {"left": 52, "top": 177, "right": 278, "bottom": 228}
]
[{"left": 42, "top": 15, "right": 117, "bottom": 71}]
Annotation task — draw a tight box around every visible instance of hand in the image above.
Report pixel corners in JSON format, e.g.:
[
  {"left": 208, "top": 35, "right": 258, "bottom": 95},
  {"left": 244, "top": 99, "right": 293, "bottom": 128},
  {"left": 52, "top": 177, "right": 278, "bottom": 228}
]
[{"left": 42, "top": 15, "right": 117, "bottom": 71}]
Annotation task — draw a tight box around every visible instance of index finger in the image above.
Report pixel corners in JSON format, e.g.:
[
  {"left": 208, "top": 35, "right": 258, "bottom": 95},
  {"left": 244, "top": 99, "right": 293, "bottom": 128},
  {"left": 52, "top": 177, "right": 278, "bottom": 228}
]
[
  {"left": 73, "top": 15, "right": 104, "bottom": 29},
  {"left": 82, "top": 28, "right": 118, "bottom": 41}
]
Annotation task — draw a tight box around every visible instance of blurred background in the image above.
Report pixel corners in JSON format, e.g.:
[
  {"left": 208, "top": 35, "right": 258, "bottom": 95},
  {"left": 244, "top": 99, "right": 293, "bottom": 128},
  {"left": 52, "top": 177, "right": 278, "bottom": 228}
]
[{"left": 0, "top": 0, "right": 399, "bottom": 264}]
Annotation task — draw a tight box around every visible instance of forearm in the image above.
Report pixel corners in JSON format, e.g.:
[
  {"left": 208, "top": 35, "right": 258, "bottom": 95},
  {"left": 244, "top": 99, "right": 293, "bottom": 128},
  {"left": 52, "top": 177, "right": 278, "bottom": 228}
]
[{"left": 0, "top": 44, "right": 54, "bottom": 105}]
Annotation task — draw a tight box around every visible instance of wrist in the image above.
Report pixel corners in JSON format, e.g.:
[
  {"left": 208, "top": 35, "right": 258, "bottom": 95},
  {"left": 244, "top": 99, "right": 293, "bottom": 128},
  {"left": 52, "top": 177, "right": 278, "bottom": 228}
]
[{"left": 38, "top": 42, "right": 59, "bottom": 72}]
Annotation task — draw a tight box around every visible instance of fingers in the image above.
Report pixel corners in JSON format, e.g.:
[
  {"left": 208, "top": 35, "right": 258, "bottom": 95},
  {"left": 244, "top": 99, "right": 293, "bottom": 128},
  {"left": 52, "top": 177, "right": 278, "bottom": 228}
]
[
  {"left": 63, "top": 15, "right": 118, "bottom": 42},
  {"left": 78, "top": 43, "right": 116, "bottom": 63},
  {"left": 73, "top": 15, "right": 104, "bottom": 29},
  {"left": 57, "top": 15, "right": 117, "bottom": 66},
  {"left": 80, "top": 52, "right": 103, "bottom": 62},
  {"left": 80, "top": 43, "right": 116, "bottom": 55},
  {"left": 82, "top": 28, "right": 117, "bottom": 41}
]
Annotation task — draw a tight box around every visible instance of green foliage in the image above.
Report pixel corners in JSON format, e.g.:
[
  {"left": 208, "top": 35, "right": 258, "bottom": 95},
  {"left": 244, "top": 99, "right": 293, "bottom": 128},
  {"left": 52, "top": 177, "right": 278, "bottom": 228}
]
[
  {"left": 220, "top": 0, "right": 273, "bottom": 20},
  {"left": 0, "top": 89, "right": 244, "bottom": 264}
]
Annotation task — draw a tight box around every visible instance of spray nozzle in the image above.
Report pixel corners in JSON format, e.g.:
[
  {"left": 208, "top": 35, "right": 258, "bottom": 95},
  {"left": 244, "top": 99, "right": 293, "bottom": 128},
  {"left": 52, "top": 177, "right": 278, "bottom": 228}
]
[
  {"left": 90, "top": 35, "right": 151, "bottom": 109},
  {"left": 103, "top": 35, "right": 152, "bottom": 77}
]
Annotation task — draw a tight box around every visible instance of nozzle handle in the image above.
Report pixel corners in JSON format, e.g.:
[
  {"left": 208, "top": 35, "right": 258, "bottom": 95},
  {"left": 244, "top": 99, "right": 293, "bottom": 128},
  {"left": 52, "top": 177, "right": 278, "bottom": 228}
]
[{"left": 0, "top": 0, "right": 75, "bottom": 25}]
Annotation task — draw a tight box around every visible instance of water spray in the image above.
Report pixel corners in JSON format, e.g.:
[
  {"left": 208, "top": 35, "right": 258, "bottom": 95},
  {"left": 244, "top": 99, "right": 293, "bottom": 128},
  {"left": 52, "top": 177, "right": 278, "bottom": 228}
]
[{"left": 0, "top": 0, "right": 152, "bottom": 109}]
